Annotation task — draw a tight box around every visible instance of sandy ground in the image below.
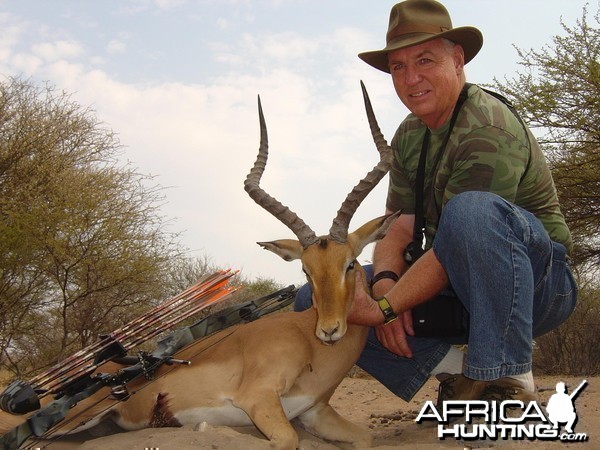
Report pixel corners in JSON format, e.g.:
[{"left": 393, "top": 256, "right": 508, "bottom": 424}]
[{"left": 32, "top": 375, "right": 598, "bottom": 450}]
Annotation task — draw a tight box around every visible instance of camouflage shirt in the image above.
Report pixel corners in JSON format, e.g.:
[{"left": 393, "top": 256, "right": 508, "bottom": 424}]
[{"left": 386, "top": 83, "right": 573, "bottom": 254}]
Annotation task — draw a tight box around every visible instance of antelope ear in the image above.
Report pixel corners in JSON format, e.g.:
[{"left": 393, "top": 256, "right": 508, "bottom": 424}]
[
  {"left": 348, "top": 210, "right": 403, "bottom": 255},
  {"left": 257, "top": 239, "right": 303, "bottom": 261}
]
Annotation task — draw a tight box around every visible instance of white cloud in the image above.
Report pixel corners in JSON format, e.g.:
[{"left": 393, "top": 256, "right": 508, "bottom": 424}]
[
  {"left": 211, "top": 26, "right": 373, "bottom": 72},
  {"left": 32, "top": 40, "right": 84, "bottom": 62},
  {"left": 0, "top": 14, "right": 22, "bottom": 48},
  {"left": 216, "top": 17, "right": 229, "bottom": 29},
  {"left": 253, "top": 31, "right": 321, "bottom": 60},
  {"left": 114, "top": 0, "right": 186, "bottom": 15},
  {"left": 9, "top": 53, "right": 43, "bottom": 74},
  {"left": 107, "top": 39, "right": 126, "bottom": 55},
  {"left": 155, "top": 0, "right": 187, "bottom": 8}
]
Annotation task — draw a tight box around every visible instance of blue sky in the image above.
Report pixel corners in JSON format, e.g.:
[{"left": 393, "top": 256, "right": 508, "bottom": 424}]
[{"left": 0, "top": 0, "right": 592, "bottom": 284}]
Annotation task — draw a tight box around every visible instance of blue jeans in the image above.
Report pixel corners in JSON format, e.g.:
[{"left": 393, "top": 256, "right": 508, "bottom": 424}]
[{"left": 295, "top": 192, "right": 577, "bottom": 401}]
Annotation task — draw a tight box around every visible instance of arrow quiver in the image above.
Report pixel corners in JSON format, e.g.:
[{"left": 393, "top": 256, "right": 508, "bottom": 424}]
[{"left": 0, "top": 281, "right": 296, "bottom": 450}]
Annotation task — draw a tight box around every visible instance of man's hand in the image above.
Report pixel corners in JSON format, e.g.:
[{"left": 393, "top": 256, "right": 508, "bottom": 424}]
[
  {"left": 349, "top": 272, "right": 416, "bottom": 357},
  {"left": 347, "top": 272, "right": 384, "bottom": 327},
  {"left": 375, "top": 311, "right": 415, "bottom": 358}
]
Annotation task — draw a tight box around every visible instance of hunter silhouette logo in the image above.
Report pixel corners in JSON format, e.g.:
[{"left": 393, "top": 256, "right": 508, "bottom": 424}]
[
  {"left": 416, "top": 378, "right": 590, "bottom": 443},
  {"left": 546, "top": 379, "right": 587, "bottom": 434}
]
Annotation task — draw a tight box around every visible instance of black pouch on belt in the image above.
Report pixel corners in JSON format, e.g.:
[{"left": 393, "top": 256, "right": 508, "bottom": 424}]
[{"left": 411, "top": 294, "right": 468, "bottom": 338}]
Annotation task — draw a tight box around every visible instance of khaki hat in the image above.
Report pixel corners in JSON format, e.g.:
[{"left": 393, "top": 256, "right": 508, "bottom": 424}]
[{"left": 358, "top": 0, "right": 483, "bottom": 73}]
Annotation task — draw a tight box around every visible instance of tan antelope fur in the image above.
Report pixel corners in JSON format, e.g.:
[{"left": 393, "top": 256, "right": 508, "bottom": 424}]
[{"left": 0, "top": 82, "right": 397, "bottom": 449}]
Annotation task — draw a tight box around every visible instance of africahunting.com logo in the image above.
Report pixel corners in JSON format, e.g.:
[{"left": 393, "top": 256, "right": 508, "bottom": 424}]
[{"left": 416, "top": 379, "right": 589, "bottom": 443}]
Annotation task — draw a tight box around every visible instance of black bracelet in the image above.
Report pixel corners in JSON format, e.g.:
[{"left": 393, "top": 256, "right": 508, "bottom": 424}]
[{"left": 369, "top": 270, "right": 399, "bottom": 290}]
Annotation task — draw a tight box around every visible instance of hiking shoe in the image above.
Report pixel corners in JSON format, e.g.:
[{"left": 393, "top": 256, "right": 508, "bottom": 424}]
[
  {"left": 436, "top": 373, "right": 487, "bottom": 405},
  {"left": 480, "top": 377, "right": 539, "bottom": 403},
  {"left": 436, "top": 373, "right": 539, "bottom": 406}
]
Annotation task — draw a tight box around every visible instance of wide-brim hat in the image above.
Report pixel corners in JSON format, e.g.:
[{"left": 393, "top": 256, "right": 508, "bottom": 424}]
[{"left": 359, "top": 0, "right": 483, "bottom": 73}]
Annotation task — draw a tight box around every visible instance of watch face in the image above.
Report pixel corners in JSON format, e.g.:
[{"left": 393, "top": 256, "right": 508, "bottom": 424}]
[{"left": 377, "top": 298, "right": 397, "bottom": 324}]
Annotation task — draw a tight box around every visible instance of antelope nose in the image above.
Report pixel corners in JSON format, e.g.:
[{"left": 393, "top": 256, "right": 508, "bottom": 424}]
[
  {"left": 318, "top": 322, "right": 342, "bottom": 343},
  {"left": 321, "top": 324, "right": 339, "bottom": 338}
]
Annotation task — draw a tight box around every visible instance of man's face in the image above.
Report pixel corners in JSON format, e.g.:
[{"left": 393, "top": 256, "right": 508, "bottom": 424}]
[{"left": 387, "top": 39, "right": 465, "bottom": 129}]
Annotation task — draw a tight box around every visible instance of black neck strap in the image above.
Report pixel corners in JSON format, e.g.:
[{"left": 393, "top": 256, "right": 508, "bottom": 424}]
[{"left": 412, "top": 83, "right": 471, "bottom": 256}]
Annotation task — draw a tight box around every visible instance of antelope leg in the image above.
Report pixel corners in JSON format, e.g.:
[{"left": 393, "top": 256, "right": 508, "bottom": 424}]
[
  {"left": 234, "top": 390, "right": 298, "bottom": 450},
  {"left": 297, "top": 400, "right": 372, "bottom": 448}
]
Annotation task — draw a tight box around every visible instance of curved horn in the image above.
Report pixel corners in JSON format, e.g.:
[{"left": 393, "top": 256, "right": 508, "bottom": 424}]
[
  {"left": 244, "top": 96, "right": 319, "bottom": 248},
  {"left": 328, "top": 81, "right": 393, "bottom": 243}
]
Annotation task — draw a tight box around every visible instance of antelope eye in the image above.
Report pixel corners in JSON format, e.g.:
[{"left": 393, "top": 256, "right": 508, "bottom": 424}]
[{"left": 346, "top": 260, "right": 356, "bottom": 272}]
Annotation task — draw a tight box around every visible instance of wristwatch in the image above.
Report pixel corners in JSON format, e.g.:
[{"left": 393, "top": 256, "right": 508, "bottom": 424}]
[{"left": 375, "top": 296, "right": 397, "bottom": 325}]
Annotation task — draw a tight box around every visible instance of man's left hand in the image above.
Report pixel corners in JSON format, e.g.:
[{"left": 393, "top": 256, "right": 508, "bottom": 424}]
[{"left": 375, "top": 312, "right": 414, "bottom": 357}]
